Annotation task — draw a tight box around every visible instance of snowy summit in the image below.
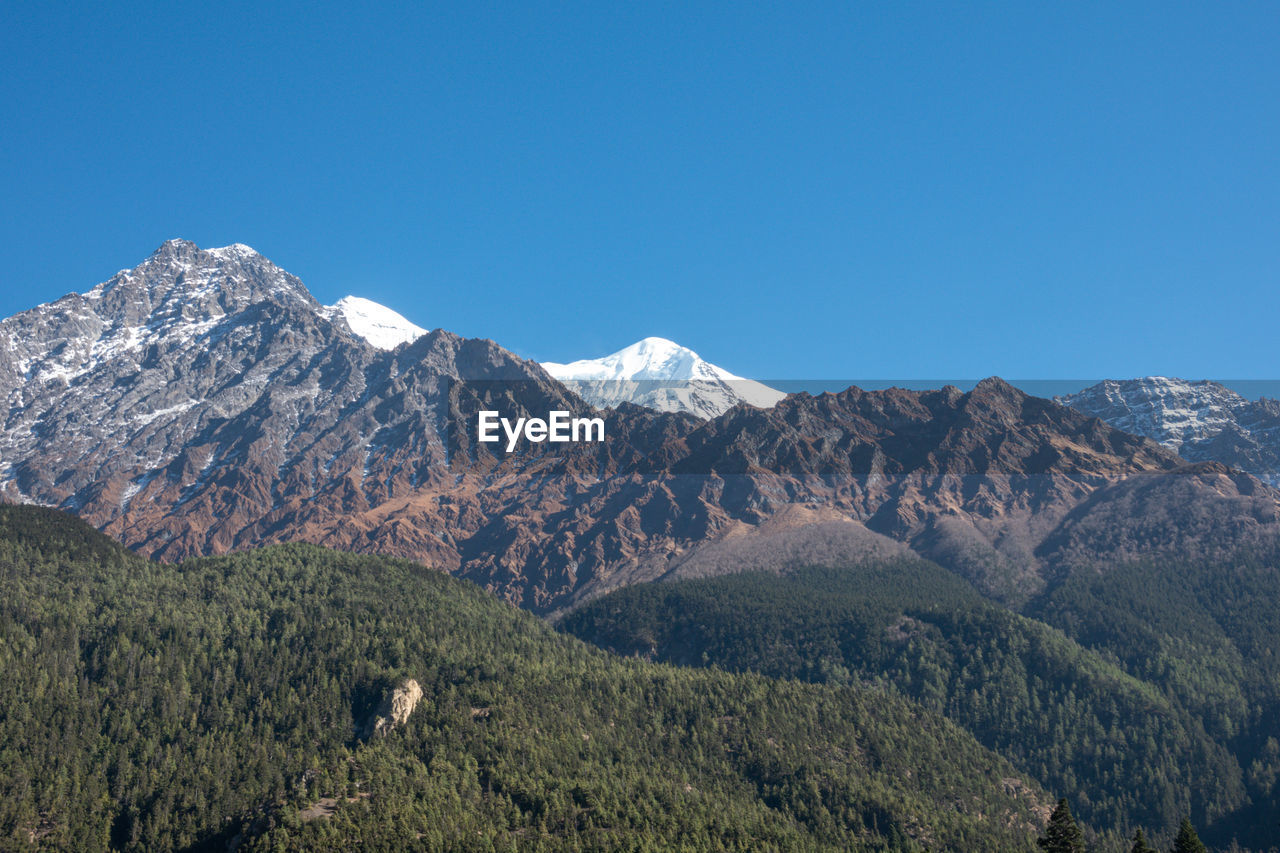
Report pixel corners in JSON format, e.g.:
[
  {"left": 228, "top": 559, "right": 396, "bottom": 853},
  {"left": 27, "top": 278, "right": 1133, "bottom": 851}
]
[
  {"left": 326, "top": 296, "right": 428, "bottom": 350},
  {"left": 543, "top": 337, "right": 785, "bottom": 418},
  {"left": 545, "top": 337, "right": 745, "bottom": 382}
]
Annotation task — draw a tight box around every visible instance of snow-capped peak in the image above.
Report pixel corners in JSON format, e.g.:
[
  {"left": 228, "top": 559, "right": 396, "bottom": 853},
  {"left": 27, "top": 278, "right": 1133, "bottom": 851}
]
[
  {"left": 326, "top": 296, "right": 428, "bottom": 350},
  {"left": 543, "top": 337, "right": 739, "bottom": 383},
  {"left": 543, "top": 337, "right": 785, "bottom": 418}
]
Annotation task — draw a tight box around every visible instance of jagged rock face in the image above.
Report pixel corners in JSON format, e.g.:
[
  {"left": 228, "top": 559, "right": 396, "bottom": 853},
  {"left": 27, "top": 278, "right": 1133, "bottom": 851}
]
[
  {"left": 634, "top": 379, "right": 1188, "bottom": 604},
  {"left": 4, "top": 242, "right": 1278, "bottom": 614},
  {"left": 269, "top": 378, "right": 1197, "bottom": 610},
  {"left": 1059, "top": 378, "right": 1280, "bottom": 486}
]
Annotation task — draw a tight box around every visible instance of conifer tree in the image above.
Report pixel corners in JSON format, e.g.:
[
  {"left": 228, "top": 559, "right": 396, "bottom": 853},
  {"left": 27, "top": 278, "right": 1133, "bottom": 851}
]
[
  {"left": 1171, "top": 817, "right": 1207, "bottom": 853},
  {"left": 1129, "top": 828, "right": 1156, "bottom": 853},
  {"left": 1037, "top": 798, "right": 1086, "bottom": 853}
]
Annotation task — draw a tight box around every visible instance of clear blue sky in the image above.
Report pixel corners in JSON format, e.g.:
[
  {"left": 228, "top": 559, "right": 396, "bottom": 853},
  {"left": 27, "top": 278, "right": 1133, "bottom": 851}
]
[{"left": 2, "top": 2, "right": 1277, "bottom": 379}]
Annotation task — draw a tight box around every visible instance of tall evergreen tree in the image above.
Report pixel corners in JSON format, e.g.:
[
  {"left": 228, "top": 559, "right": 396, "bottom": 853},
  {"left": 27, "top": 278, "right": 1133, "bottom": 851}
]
[
  {"left": 1129, "top": 828, "right": 1156, "bottom": 853},
  {"left": 1171, "top": 817, "right": 1207, "bottom": 853},
  {"left": 1037, "top": 798, "right": 1087, "bottom": 853}
]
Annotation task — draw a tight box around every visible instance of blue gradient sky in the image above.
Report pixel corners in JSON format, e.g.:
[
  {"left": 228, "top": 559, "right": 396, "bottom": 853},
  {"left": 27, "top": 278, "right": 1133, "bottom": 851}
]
[{"left": 2, "top": 2, "right": 1277, "bottom": 379}]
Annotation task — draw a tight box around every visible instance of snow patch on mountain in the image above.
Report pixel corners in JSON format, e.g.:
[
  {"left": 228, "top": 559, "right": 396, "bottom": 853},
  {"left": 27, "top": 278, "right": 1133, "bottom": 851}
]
[
  {"left": 543, "top": 337, "right": 785, "bottom": 418},
  {"left": 325, "top": 296, "right": 428, "bottom": 350}
]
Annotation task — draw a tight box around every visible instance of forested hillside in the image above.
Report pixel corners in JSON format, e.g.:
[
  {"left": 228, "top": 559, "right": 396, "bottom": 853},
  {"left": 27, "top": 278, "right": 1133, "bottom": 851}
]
[
  {"left": 561, "top": 557, "right": 1280, "bottom": 850},
  {"left": 1031, "top": 549, "right": 1280, "bottom": 850},
  {"left": 0, "top": 505, "right": 1048, "bottom": 851}
]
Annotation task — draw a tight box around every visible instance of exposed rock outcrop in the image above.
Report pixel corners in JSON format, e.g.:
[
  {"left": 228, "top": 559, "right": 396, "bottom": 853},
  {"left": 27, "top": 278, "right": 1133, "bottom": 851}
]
[{"left": 365, "top": 679, "right": 423, "bottom": 738}]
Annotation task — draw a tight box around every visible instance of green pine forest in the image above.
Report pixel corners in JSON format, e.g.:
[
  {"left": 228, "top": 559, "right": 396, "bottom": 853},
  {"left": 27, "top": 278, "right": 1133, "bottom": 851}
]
[{"left": 0, "top": 505, "right": 1047, "bottom": 851}]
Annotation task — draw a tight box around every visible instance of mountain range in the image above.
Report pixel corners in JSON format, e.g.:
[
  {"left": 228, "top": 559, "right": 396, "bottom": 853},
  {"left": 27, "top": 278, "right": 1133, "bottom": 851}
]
[
  {"left": 172, "top": 259, "right": 781, "bottom": 419},
  {"left": 4, "top": 240, "right": 1279, "bottom": 615},
  {"left": 318, "top": 290, "right": 1280, "bottom": 481},
  {"left": 320, "top": 301, "right": 786, "bottom": 418}
]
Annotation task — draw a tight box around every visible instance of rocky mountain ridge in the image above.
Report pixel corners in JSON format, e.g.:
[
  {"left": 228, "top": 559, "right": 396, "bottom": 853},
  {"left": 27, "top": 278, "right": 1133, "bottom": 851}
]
[{"left": 0, "top": 240, "right": 581, "bottom": 551}]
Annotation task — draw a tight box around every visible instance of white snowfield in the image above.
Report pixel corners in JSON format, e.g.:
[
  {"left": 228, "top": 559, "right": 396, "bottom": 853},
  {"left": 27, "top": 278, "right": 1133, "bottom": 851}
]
[
  {"left": 543, "top": 337, "right": 786, "bottom": 418},
  {"left": 325, "top": 295, "right": 428, "bottom": 350}
]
